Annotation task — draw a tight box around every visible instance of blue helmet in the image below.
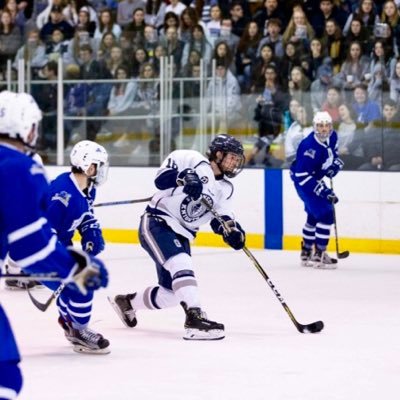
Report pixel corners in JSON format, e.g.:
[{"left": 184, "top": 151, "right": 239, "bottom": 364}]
[{"left": 207, "top": 134, "right": 245, "bottom": 178}]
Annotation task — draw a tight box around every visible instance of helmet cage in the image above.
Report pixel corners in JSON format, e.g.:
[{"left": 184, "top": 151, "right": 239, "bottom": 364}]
[{"left": 207, "top": 134, "right": 245, "bottom": 178}]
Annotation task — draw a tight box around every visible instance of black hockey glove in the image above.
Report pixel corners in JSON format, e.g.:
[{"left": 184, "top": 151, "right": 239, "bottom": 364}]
[
  {"left": 176, "top": 168, "right": 203, "bottom": 200},
  {"left": 326, "top": 158, "right": 344, "bottom": 178},
  {"left": 211, "top": 216, "right": 246, "bottom": 250},
  {"left": 67, "top": 247, "right": 109, "bottom": 294}
]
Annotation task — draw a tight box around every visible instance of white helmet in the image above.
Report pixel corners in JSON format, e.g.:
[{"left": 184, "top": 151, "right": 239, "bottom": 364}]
[
  {"left": 0, "top": 91, "right": 42, "bottom": 149},
  {"left": 70, "top": 140, "right": 109, "bottom": 186},
  {"left": 313, "top": 111, "right": 333, "bottom": 141}
]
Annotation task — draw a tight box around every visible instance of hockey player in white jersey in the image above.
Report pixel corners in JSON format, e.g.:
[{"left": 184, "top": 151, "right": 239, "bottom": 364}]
[{"left": 110, "top": 134, "right": 246, "bottom": 340}]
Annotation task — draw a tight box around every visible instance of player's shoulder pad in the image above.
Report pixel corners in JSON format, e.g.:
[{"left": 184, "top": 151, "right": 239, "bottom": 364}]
[{"left": 6, "top": 151, "right": 46, "bottom": 179}]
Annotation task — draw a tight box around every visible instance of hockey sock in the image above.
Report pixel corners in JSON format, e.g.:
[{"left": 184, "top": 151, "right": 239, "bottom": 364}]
[
  {"left": 302, "top": 223, "right": 316, "bottom": 249},
  {"left": 57, "top": 291, "right": 94, "bottom": 327},
  {"left": 315, "top": 222, "right": 331, "bottom": 251},
  {"left": 164, "top": 253, "right": 201, "bottom": 308},
  {"left": 131, "top": 286, "right": 179, "bottom": 310}
]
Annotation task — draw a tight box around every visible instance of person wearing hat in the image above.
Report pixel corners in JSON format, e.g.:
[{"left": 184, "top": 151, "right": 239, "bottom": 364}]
[{"left": 40, "top": 4, "right": 74, "bottom": 43}]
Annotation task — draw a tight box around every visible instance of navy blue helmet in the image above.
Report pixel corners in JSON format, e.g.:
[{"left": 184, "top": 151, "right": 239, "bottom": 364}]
[{"left": 207, "top": 134, "right": 245, "bottom": 178}]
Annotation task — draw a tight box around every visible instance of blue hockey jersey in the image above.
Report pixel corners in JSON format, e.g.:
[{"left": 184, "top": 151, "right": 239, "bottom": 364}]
[
  {"left": 0, "top": 145, "right": 76, "bottom": 362},
  {"left": 46, "top": 172, "right": 97, "bottom": 247},
  {"left": 290, "top": 130, "right": 339, "bottom": 194}
]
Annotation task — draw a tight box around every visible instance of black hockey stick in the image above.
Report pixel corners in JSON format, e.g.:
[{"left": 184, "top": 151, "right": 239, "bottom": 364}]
[
  {"left": 201, "top": 198, "right": 324, "bottom": 334},
  {"left": 26, "top": 264, "right": 100, "bottom": 312},
  {"left": 27, "top": 280, "right": 66, "bottom": 312},
  {"left": 329, "top": 178, "right": 350, "bottom": 259},
  {"left": 94, "top": 196, "right": 152, "bottom": 207}
]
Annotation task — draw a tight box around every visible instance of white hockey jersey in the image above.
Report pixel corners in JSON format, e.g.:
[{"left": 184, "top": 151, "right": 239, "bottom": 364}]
[{"left": 146, "top": 150, "right": 236, "bottom": 240}]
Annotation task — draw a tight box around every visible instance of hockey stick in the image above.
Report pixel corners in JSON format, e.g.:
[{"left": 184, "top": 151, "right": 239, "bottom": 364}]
[
  {"left": 201, "top": 198, "right": 324, "bottom": 334},
  {"left": 329, "top": 178, "right": 350, "bottom": 259},
  {"left": 26, "top": 264, "right": 100, "bottom": 312},
  {"left": 94, "top": 196, "right": 152, "bottom": 207},
  {"left": 1, "top": 273, "right": 63, "bottom": 282}
]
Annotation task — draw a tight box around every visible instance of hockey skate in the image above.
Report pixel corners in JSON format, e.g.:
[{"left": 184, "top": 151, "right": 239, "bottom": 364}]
[
  {"left": 58, "top": 317, "right": 110, "bottom": 354},
  {"left": 4, "top": 264, "right": 43, "bottom": 290},
  {"left": 181, "top": 302, "right": 225, "bottom": 341},
  {"left": 108, "top": 294, "right": 137, "bottom": 328},
  {"left": 4, "top": 278, "right": 43, "bottom": 290},
  {"left": 311, "top": 249, "right": 338, "bottom": 270},
  {"left": 300, "top": 243, "right": 313, "bottom": 267}
]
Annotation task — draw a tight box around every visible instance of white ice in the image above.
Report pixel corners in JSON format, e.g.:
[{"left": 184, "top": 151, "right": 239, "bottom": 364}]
[{"left": 2, "top": 244, "right": 400, "bottom": 400}]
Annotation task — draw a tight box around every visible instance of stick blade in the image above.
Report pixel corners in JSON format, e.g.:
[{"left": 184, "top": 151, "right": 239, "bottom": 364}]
[
  {"left": 338, "top": 251, "right": 350, "bottom": 259},
  {"left": 27, "top": 288, "right": 53, "bottom": 312},
  {"left": 298, "top": 320, "right": 324, "bottom": 334}
]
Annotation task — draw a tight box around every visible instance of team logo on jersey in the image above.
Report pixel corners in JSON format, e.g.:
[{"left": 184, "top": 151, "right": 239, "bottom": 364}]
[
  {"left": 180, "top": 194, "right": 213, "bottom": 223},
  {"left": 200, "top": 176, "right": 209, "bottom": 184},
  {"left": 51, "top": 191, "right": 71, "bottom": 207},
  {"left": 304, "top": 149, "right": 316, "bottom": 159}
]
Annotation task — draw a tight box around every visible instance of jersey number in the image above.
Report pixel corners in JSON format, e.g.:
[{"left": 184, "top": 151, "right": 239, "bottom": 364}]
[{"left": 166, "top": 158, "right": 178, "bottom": 170}]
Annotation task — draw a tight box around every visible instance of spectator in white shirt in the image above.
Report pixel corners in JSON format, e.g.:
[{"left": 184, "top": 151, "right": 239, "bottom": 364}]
[{"left": 165, "top": 0, "right": 187, "bottom": 18}]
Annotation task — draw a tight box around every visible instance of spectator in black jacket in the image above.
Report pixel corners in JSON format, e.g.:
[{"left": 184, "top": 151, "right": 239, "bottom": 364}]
[
  {"left": 311, "top": 0, "right": 348, "bottom": 38},
  {"left": 40, "top": 5, "right": 74, "bottom": 43},
  {"left": 78, "top": 44, "right": 112, "bottom": 141},
  {"left": 253, "top": 0, "right": 286, "bottom": 36}
]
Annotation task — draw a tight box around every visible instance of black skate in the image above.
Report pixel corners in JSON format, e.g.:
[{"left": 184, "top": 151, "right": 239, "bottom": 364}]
[
  {"left": 181, "top": 302, "right": 225, "bottom": 341},
  {"left": 108, "top": 294, "right": 137, "bottom": 328},
  {"left": 311, "top": 249, "right": 338, "bottom": 270},
  {"left": 300, "top": 242, "right": 313, "bottom": 267},
  {"left": 4, "top": 264, "right": 43, "bottom": 290},
  {"left": 58, "top": 317, "right": 110, "bottom": 354},
  {"left": 4, "top": 278, "right": 43, "bottom": 290}
]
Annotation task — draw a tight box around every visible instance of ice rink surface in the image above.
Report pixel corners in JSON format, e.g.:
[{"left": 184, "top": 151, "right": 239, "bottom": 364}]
[{"left": 2, "top": 244, "right": 399, "bottom": 400}]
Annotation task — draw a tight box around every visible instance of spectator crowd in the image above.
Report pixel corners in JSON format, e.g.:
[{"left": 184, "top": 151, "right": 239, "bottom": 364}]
[{"left": 1, "top": 0, "right": 400, "bottom": 170}]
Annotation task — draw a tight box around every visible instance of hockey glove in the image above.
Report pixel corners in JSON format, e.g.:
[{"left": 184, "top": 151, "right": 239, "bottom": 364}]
[
  {"left": 81, "top": 228, "right": 105, "bottom": 256},
  {"left": 176, "top": 168, "right": 203, "bottom": 200},
  {"left": 314, "top": 182, "right": 339, "bottom": 204},
  {"left": 79, "top": 216, "right": 105, "bottom": 255},
  {"left": 211, "top": 216, "right": 246, "bottom": 250},
  {"left": 67, "top": 247, "right": 109, "bottom": 294},
  {"left": 326, "top": 158, "right": 344, "bottom": 178}
]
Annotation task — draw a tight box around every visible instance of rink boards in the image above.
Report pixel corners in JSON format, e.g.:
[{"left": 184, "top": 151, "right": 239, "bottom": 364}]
[{"left": 47, "top": 167, "right": 400, "bottom": 254}]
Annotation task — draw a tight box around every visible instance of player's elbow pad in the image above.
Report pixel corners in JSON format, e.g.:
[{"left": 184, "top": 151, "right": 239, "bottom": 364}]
[{"left": 155, "top": 169, "right": 179, "bottom": 190}]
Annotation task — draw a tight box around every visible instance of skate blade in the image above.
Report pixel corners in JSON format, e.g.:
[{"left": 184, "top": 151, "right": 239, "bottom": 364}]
[
  {"left": 107, "top": 296, "right": 137, "bottom": 328},
  {"left": 313, "top": 263, "right": 338, "bottom": 270},
  {"left": 73, "top": 345, "right": 111, "bottom": 355},
  {"left": 301, "top": 260, "right": 314, "bottom": 267},
  {"left": 183, "top": 328, "right": 225, "bottom": 341}
]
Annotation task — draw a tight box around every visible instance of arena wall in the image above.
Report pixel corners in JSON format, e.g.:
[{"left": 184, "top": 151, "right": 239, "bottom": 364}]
[{"left": 47, "top": 167, "right": 400, "bottom": 254}]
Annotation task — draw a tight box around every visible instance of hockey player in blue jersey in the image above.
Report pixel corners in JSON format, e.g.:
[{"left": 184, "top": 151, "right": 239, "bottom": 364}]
[
  {"left": 110, "top": 134, "right": 246, "bottom": 340},
  {"left": 46, "top": 140, "right": 110, "bottom": 354},
  {"left": 0, "top": 91, "right": 108, "bottom": 399},
  {"left": 290, "top": 111, "right": 344, "bottom": 269}
]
